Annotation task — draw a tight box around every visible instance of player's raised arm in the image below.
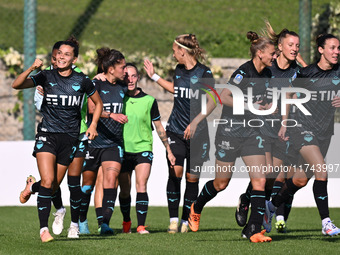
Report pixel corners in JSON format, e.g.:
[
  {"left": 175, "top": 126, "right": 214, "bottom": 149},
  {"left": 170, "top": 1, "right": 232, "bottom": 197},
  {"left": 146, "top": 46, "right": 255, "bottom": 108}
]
[{"left": 12, "top": 59, "right": 43, "bottom": 89}]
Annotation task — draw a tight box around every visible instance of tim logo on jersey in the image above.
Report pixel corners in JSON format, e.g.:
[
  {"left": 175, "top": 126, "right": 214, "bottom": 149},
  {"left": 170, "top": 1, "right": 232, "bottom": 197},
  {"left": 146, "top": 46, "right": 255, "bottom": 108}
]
[
  {"left": 176, "top": 76, "right": 223, "bottom": 115},
  {"left": 174, "top": 75, "right": 222, "bottom": 105},
  {"left": 46, "top": 94, "right": 82, "bottom": 106},
  {"left": 103, "top": 102, "right": 123, "bottom": 113},
  {"left": 174, "top": 85, "right": 200, "bottom": 99}
]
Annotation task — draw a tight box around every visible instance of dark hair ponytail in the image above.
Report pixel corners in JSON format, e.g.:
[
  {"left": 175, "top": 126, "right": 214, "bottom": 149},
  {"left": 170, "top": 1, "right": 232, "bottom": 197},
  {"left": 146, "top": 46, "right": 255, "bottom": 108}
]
[
  {"left": 95, "top": 47, "right": 125, "bottom": 74},
  {"left": 60, "top": 35, "right": 80, "bottom": 57},
  {"left": 316, "top": 34, "right": 338, "bottom": 48}
]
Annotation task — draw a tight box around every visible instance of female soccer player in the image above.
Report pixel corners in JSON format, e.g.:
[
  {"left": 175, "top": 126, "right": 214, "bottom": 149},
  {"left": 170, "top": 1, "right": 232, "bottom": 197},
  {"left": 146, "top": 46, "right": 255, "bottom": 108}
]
[
  {"left": 263, "top": 23, "right": 306, "bottom": 233},
  {"left": 78, "top": 47, "right": 127, "bottom": 235},
  {"left": 118, "top": 63, "right": 176, "bottom": 234},
  {"left": 235, "top": 22, "right": 305, "bottom": 233},
  {"left": 24, "top": 41, "right": 67, "bottom": 235},
  {"left": 144, "top": 34, "right": 215, "bottom": 233},
  {"left": 27, "top": 40, "right": 90, "bottom": 238},
  {"left": 12, "top": 37, "right": 103, "bottom": 242},
  {"left": 188, "top": 31, "right": 275, "bottom": 242},
  {"left": 267, "top": 34, "right": 340, "bottom": 237}
]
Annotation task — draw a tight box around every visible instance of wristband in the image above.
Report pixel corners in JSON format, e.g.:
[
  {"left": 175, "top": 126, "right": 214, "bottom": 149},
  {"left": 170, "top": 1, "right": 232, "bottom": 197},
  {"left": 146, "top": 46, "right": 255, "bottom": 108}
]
[{"left": 151, "top": 73, "right": 160, "bottom": 82}]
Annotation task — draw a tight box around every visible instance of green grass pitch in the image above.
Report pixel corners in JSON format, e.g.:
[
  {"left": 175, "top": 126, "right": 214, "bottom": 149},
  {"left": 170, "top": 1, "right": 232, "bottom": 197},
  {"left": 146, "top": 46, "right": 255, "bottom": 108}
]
[{"left": 0, "top": 206, "right": 339, "bottom": 254}]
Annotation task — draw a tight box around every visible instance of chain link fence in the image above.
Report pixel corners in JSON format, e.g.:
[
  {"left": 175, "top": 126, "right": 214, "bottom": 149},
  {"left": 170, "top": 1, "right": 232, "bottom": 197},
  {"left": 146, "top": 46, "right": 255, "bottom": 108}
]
[
  {"left": 0, "top": 1, "right": 339, "bottom": 140},
  {"left": 0, "top": 0, "right": 105, "bottom": 53}
]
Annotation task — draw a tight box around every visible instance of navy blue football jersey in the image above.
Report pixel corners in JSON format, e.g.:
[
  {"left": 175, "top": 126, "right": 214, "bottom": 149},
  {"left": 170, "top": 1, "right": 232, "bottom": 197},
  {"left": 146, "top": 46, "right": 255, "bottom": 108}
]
[
  {"left": 217, "top": 60, "right": 271, "bottom": 138},
  {"left": 292, "top": 63, "right": 340, "bottom": 140},
  {"left": 31, "top": 68, "right": 95, "bottom": 138},
  {"left": 261, "top": 60, "right": 301, "bottom": 138},
  {"left": 166, "top": 62, "right": 214, "bottom": 136},
  {"left": 88, "top": 79, "right": 128, "bottom": 148}
]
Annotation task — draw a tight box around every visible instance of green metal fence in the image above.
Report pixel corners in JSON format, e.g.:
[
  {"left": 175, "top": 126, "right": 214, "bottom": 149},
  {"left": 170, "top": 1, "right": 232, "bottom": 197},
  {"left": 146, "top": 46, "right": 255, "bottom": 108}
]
[
  {"left": 23, "top": 0, "right": 37, "bottom": 140},
  {"left": 299, "top": 0, "right": 312, "bottom": 65}
]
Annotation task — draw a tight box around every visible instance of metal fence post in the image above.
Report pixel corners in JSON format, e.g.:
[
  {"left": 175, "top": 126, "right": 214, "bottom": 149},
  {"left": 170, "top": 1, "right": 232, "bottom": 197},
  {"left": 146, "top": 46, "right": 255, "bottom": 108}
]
[
  {"left": 23, "top": 0, "right": 37, "bottom": 140},
  {"left": 299, "top": 0, "right": 312, "bottom": 65}
]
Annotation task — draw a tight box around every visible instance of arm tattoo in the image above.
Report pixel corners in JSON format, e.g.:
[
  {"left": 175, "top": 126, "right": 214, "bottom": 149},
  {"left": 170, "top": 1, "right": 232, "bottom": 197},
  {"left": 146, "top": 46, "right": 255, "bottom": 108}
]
[{"left": 158, "top": 131, "right": 169, "bottom": 147}]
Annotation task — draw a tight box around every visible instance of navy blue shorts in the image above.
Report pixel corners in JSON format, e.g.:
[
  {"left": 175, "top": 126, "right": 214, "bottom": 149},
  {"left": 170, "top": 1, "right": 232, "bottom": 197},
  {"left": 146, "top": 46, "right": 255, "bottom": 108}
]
[
  {"left": 263, "top": 136, "right": 288, "bottom": 162},
  {"left": 286, "top": 127, "right": 331, "bottom": 166},
  {"left": 121, "top": 151, "right": 153, "bottom": 173},
  {"left": 166, "top": 130, "right": 210, "bottom": 173},
  {"left": 215, "top": 135, "right": 265, "bottom": 162},
  {"left": 74, "top": 140, "right": 88, "bottom": 158},
  {"left": 33, "top": 132, "right": 78, "bottom": 166},
  {"left": 83, "top": 146, "right": 123, "bottom": 172}
]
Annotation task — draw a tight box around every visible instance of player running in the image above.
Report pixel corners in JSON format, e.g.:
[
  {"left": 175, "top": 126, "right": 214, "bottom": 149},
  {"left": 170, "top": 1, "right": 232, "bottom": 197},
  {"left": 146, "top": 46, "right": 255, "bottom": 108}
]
[
  {"left": 188, "top": 31, "right": 276, "bottom": 242},
  {"left": 266, "top": 34, "right": 340, "bottom": 237},
  {"left": 235, "top": 22, "right": 306, "bottom": 233},
  {"left": 13, "top": 37, "right": 103, "bottom": 242},
  {"left": 26, "top": 40, "right": 90, "bottom": 238}
]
